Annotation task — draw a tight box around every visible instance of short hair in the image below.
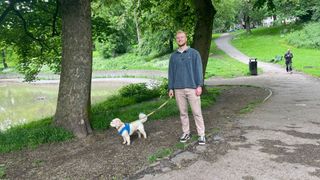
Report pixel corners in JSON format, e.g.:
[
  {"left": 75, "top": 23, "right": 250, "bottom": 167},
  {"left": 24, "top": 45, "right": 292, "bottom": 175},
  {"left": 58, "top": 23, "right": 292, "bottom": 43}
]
[{"left": 176, "top": 30, "right": 187, "bottom": 36}]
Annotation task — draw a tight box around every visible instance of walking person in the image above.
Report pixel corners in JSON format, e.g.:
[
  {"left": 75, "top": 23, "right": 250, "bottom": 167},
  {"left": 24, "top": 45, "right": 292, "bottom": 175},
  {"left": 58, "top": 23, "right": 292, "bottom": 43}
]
[
  {"left": 168, "top": 30, "right": 206, "bottom": 145},
  {"left": 284, "top": 49, "right": 293, "bottom": 73}
]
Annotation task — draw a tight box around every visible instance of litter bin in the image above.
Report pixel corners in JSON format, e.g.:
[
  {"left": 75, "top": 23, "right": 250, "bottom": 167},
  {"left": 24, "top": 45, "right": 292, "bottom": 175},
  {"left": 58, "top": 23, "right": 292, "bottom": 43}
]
[{"left": 249, "top": 58, "right": 257, "bottom": 75}]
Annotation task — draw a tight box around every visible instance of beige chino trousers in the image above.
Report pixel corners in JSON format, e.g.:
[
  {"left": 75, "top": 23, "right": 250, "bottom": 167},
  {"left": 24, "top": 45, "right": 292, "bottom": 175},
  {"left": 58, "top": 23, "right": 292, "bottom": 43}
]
[{"left": 174, "top": 88, "right": 205, "bottom": 136}]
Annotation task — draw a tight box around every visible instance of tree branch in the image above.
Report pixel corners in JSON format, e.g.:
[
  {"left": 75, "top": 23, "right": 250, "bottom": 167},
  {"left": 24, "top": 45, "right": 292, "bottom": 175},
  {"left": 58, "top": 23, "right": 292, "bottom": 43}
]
[
  {"left": 13, "top": 8, "right": 59, "bottom": 55},
  {"left": 52, "top": 0, "right": 60, "bottom": 37},
  {"left": 0, "top": 2, "right": 14, "bottom": 25}
]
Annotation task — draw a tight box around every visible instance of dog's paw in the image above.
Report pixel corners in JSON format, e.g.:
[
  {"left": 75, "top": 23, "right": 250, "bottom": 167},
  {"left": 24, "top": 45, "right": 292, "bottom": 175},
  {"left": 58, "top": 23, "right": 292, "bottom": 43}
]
[{"left": 122, "top": 141, "right": 126, "bottom": 145}]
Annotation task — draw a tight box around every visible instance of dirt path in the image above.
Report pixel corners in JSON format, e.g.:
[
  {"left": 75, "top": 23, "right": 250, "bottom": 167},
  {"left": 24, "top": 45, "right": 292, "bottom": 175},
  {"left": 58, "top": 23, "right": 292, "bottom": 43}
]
[{"left": 140, "top": 34, "right": 320, "bottom": 179}]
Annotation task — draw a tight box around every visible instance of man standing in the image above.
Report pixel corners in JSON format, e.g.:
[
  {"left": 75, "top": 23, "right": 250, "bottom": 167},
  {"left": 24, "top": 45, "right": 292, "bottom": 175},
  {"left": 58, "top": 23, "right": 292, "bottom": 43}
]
[
  {"left": 168, "top": 30, "right": 206, "bottom": 145},
  {"left": 284, "top": 49, "right": 293, "bottom": 73}
]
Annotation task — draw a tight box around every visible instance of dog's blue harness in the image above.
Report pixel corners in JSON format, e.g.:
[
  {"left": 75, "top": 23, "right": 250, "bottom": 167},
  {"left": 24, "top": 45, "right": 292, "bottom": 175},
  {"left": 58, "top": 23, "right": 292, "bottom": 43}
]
[{"left": 118, "top": 123, "right": 130, "bottom": 135}]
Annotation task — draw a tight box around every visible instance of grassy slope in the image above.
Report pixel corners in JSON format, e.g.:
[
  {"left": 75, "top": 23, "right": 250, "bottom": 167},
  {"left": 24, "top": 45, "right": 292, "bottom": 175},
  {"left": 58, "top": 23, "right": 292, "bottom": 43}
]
[
  {"left": 206, "top": 36, "right": 250, "bottom": 78},
  {"left": 232, "top": 25, "right": 320, "bottom": 77}
]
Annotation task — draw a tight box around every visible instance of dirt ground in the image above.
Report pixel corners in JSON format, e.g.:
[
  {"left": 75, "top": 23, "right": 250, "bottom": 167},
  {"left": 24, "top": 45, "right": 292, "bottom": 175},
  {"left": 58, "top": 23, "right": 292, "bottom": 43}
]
[{"left": 0, "top": 85, "right": 269, "bottom": 179}]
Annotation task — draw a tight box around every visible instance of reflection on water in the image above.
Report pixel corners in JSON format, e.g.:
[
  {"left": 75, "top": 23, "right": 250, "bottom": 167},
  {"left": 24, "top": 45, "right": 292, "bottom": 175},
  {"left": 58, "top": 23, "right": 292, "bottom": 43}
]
[{"left": 0, "top": 82, "right": 123, "bottom": 131}]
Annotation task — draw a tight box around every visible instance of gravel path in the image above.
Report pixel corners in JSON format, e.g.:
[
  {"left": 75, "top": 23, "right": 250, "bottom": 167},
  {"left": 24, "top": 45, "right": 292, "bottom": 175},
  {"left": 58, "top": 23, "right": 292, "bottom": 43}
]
[{"left": 141, "top": 33, "right": 320, "bottom": 179}]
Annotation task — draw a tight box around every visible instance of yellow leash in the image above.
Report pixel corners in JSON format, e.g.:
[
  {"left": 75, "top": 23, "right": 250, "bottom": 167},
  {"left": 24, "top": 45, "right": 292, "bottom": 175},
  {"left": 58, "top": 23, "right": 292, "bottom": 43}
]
[{"left": 146, "top": 97, "right": 172, "bottom": 117}]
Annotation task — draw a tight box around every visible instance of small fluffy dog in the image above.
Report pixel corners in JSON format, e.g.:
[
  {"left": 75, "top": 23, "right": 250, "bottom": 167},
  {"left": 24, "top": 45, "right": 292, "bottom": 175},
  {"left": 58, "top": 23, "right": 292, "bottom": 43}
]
[{"left": 110, "top": 113, "right": 148, "bottom": 145}]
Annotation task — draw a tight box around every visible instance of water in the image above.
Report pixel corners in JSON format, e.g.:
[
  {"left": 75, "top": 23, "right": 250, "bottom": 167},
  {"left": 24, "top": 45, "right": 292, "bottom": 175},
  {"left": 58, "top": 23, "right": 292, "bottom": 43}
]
[{"left": 0, "top": 81, "right": 125, "bottom": 131}]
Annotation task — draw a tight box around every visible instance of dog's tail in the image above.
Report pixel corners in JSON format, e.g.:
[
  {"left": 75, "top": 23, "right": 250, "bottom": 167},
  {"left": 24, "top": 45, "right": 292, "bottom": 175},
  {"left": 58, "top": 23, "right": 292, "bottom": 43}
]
[{"left": 139, "top": 113, "right": 148, "bottom": 123}]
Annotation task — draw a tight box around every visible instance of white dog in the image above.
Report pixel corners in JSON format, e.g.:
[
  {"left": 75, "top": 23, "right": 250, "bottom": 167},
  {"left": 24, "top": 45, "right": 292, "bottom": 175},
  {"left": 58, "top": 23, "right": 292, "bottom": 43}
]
[{"left": 110, "top": 113, "right": 148, "bottom": 145}]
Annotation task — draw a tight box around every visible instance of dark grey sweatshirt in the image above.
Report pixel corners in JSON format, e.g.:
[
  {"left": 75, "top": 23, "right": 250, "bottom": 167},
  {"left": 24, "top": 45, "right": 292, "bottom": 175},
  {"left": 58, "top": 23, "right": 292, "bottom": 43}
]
[{"left": 168, "top": 47, "right": 203, "bottom": 90}]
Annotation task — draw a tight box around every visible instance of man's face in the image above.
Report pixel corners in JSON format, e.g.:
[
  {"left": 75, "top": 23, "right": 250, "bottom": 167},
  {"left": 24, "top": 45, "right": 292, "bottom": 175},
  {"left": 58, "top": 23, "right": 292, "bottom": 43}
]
[{"left": 176, "top": 32, "right": 187, "bottom": 47}]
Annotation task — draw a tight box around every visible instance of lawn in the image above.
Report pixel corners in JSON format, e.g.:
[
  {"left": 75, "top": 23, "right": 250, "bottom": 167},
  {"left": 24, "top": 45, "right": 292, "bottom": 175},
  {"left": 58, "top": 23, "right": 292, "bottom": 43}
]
[
  {"left": 206, "top": 35, "right": 251, "bottom": 78},
  {"left": 232, "top": 25, "right": 320, "bottom": 77}
]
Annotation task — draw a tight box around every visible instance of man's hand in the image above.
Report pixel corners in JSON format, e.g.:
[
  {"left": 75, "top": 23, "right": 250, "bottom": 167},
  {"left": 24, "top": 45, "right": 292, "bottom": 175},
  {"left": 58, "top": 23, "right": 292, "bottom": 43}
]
[
  {"left": 195, "top": 86, "right": 202, "bottom": 96},
  {"left": 168, "top": 89, "right": 174, "bottom": 98}
]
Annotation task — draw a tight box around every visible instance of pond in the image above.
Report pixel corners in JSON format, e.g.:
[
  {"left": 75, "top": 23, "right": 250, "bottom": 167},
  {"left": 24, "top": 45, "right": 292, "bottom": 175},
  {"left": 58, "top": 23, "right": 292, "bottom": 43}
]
[{"left": 0, "top": 79, "right": 149, "bottom": 131}]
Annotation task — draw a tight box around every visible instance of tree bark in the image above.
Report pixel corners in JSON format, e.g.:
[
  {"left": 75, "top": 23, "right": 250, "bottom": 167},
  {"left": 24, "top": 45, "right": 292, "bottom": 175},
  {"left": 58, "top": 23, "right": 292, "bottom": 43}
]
[
  {"left": 2, "top": 49, "right": 8, "bottom": 69},
  {"left": 169, "top": 32, "right": 174, "bottom": 52},
  {"left": 54, "top": 0, "right": 92, "bottom": 138},
  {"left": 191, "top": 0, "right": 216, "bottom": 92},
  {"left": 133, "top": 0, "right": 142, "bottom": 47},
  {"left": 244, "top": 15, "right": 251, "bottom": 33}
]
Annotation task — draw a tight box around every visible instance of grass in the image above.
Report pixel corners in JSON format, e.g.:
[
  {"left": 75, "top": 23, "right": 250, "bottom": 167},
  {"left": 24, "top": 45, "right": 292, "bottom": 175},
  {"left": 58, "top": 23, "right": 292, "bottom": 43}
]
[
  {"left": 0, "top": 164, "right": 5, "bottom": 179},
  {"left": 92, "top": 52, "right": 169, "bottom": 71},
  {"left": 239, "top": 101, "right": 260, "bottom": 114},
  {"left": 0, "top": 118, "right": 74, "bottom": 153},
  {"left": 205, "top": 39, "right": 252, "bottom": 78},
  {"left": 148, "top": 148, "right": 173, "bottom": 163},
  {"left": 232, "top": 24, "right": 320, "bottom": 77}
]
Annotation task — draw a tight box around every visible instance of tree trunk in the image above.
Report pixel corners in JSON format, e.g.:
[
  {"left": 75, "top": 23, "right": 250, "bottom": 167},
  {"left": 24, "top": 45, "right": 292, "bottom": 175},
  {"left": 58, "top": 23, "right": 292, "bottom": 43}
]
[
  {"left": 54, "top": 0, "right": 92, "bottom": 138},
  {"left": 1, "top": 49, "right": 8, "bottom": 69},
  {"left": 169, "top": 32, "right": 174, "bottom": 52},
  {"left": 133, "top": 0, "right": 142, "bottom": 47},
  {"left": 244, "top": 15, "right": 251, "bottom": 33},
  {"left": 191, "top": 0, "right": 216, "bottom": 92}
]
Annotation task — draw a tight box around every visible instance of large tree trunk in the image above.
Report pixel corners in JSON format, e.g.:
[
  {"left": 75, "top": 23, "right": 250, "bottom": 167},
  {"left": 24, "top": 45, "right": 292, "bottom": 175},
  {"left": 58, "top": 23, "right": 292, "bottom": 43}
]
[
  {"left": 54, "top": 0, "right": 92, "bottom": 138},
  {"left": 133, "top": 0, "right": 142, "bottom": 47},
  {"left": 191, "top": 0, "right": 216, "bottom": 91},
  {"left": 1, "top": 49, "right": 8, "bottom": 69}
]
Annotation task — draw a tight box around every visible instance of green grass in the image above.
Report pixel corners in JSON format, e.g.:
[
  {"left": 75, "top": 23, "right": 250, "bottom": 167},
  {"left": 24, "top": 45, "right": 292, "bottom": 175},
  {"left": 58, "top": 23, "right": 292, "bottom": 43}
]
[
  {"left": 239, "top": 101, "right": 260, "bottom": 114},
  {"left": 232, "top": 24, "right": 320, "bottom": 77},
  {"left": 148, "top": 148, "right": 173, "bottom": 163},
  {"left": 205, "top": 35, "right": 253, "bottom": 78},
  {"left": 0, "top": 164, "right": 5, "bottom": 179},
  {"left": 0, "top": 118, "right": 74, "bottom": 153},
  {"left": 92, "top": 52, "right": 169, "bottom": 71}
]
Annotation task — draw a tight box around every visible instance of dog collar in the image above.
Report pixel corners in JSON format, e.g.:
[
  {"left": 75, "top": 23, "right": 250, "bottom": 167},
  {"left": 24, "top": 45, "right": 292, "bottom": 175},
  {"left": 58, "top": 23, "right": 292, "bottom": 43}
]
[{"left": 118, "top": 123, "right": 130, "bottom": 135}]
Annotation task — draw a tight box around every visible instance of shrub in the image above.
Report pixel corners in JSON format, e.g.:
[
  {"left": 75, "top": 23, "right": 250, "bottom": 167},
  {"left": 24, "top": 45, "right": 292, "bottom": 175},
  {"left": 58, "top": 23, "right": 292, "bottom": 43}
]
[
  {"left": 286, "top": 23, "right": 320, "bottom": 49},
  {"left": 118, "top": 83, "right": 159, "bottom": 102}
]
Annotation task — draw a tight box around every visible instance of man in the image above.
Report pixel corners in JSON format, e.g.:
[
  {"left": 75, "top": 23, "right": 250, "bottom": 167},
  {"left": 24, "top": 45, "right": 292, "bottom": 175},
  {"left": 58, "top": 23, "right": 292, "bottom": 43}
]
[
  {"left": 168, "top": 30, "right": 206, "bottom": 145},
  {"left": 284, "top": 49, "right": 293, "bottom": 73}
]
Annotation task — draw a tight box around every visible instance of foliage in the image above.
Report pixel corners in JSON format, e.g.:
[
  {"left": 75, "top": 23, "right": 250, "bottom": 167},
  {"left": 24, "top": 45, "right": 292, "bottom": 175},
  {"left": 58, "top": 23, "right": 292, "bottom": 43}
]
[
  {"left": 0, "top": 118, "right": 74, "bottom": 153},
  {"left": 118, "top": 83, "right": 160, "bottom": 102},
  {"left": 256, "top": 0, "right": 320, "bottom": 22},
  {"left": 286, "top": 22, "right": 320, "bottom": 49},
  {"left": 212, "top": 0, "right": 240, "bottom": 32},
  {"left": 92, "top": 1, "right": 136, "bottom": 58},
  {"left": 0, "top": 0, "right": 61, "bottom": 81}
]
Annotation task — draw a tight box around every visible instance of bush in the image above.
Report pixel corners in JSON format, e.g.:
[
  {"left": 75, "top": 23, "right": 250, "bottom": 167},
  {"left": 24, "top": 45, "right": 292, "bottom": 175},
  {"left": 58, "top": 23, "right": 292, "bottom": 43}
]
[
  {"left": 118, "top": 83, "right": 159, "bottom": 102},
  {"left": 286, "top": 23, "right": 320, "bottom": 49}
]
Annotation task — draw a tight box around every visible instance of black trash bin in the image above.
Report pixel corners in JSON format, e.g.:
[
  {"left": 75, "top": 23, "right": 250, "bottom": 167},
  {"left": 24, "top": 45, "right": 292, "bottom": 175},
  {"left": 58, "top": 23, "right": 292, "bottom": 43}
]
[{"left": 249, "top": 58, "right": 258, "bottom": 75}]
